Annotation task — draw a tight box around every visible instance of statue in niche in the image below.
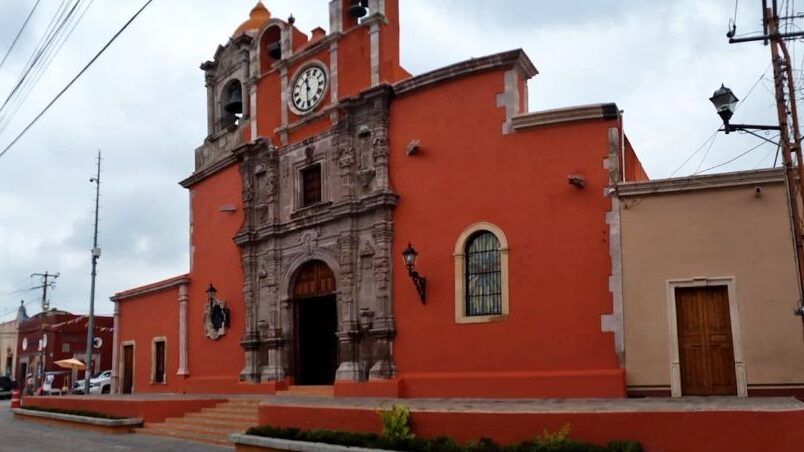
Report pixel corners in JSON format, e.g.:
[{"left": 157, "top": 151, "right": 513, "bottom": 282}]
[{"left": 204, "top": 292, "right": 230, "bottom": 340}]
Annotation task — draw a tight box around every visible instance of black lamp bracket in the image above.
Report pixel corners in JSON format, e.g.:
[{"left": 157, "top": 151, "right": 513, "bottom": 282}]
[{"left": 408, "top": 269, "right": 426, "bottom": 304}]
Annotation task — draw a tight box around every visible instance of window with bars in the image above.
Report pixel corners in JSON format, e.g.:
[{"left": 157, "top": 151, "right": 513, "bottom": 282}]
[
  {"left": 301, "top": 164, "right": 322, "bottom": 207},
  {"left": 465, "top": 231, "right": 502, "bottom": 316},
  {"left": 153, "top": 340, "right": 165, "bottom": 384}
]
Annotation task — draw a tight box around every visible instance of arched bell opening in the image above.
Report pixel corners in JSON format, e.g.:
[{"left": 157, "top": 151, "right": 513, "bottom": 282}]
[
  {"left": 290, "top": 260, "right": 338, "bottom": 385},
  {"left": 221, "top": 79, "right": 243, "bottom": 128},
  {"left": 260, "top": 25, "right": 283, "bottom": 72}
]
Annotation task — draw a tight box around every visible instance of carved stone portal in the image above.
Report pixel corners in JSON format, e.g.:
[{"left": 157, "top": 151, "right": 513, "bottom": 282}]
[{"left": 233, "top": 85, "right": 398, "bottom": 384}]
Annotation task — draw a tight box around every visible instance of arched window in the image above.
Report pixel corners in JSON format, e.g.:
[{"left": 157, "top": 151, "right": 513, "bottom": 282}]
[
  {"left": 454, "top": 222, "right": 509, "bottom": 323},
  {"left": 465, "top": 231, "right": 502, "bottom": 316}
]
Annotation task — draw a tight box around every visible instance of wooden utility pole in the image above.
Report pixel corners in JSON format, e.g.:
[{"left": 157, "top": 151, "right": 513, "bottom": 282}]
[
  {"left": 766, "top": 9, "right": 804, "bottom": 318},
  {"left": 31, "top": 271, "right": 58, "bottom": 312},
  {"left": 729, "top": 2, "right": 804, "bottom": 333}
]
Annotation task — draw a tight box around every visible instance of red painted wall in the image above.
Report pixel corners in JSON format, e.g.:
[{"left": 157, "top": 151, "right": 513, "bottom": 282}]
[
  {"left": 23, "top": 396, "right": 225, "bottom": 423},
  {"left": 388, "top": 69, "right": 623, "bottom": 397},
  {"left": 17, "top": 313, "right": 113, "bottom": 392},
  {"left": 185, "top": 162, "right": 246, "bottom": 391},
  {"left": 118, "top": 287, "right": 181, "bottom": 393},
  {"left": 258, "top": 404, "right": 804, "bottom": 452}
]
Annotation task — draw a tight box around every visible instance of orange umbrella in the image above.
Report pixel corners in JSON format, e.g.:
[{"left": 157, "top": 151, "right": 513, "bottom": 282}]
[{"left": 54, "top": 358, "right": 86, "bottom": 370}]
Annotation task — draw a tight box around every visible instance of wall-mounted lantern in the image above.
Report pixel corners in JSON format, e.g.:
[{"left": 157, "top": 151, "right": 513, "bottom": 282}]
[{"left": 402, "top": 242, "right": 426, "bottom": 304}]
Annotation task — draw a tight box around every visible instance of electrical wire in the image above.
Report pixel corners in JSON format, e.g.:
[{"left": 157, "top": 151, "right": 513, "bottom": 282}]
[
  {"left": 0, "top": 0, "right": 43, "bottom": 72},
  {"left": 0, "top": 0, "right": 155, "bottom": 160},
  {"left": 0, "top": 0, "right": 95, "bottom": 136},
  {"left": 695, "top": 136, "right": 777, "bottom": 175},
  {"left": 692, "top": 131, "right": 719, "bottom": 174},
  {"left": 0, "top": 0, "right": 87, "bottom": 136},
  {"left": 667, "top": 63, "right": 772, "bottom": 177}
]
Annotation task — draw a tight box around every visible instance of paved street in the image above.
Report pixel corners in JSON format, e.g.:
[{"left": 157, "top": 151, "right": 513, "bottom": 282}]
[{"left": 0, "top": 400, "right": 231, "bottom": 452}]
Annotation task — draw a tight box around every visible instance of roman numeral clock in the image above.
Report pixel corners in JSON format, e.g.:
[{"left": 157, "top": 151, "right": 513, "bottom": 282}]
[{"left": 291, "top": 63, "right": 328, "bottom": 113}]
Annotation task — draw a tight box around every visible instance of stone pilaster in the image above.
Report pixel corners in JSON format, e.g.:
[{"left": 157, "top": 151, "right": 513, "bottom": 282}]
[
  {"left": 110, "top": 301, "right": 120, "bottom": 393},
  {"left": 177, "top": 283, "right": 189, "bottom": 376}
]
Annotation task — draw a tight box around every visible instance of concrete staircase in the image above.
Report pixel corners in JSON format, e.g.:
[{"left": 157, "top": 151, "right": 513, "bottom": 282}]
[{"left": 137, "top": 399, "right": 260, "bottom": 446}]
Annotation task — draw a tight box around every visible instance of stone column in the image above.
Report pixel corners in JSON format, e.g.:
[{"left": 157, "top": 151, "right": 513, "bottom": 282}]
[
  {"left": 240, "top": 255, "right": 262, "bottom": 382},
  {"left": 335, "top": 233, "right": 364, "bottom": 381},
  {"left": 110, "top": 300, "right": 120, "bottom": 393},
  {"left": 177, "top": 283, "right": 189, "bottom": 376},
  {"left": 369, "top": 220, "right": 396, "bottom": 379}
]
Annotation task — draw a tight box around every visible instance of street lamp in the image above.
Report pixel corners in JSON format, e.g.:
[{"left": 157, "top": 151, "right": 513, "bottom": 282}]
[
  {"left": 709, "top": 84, "right": 780, "bottom": 135},
  {"left": 709, "top": 84, "right": 739, "bottom": 123},
  {"left": 401, "top": 242, "right": 426, "bottom": 304},
  {"left": 206, "top": 284, "right": 217, "bottom": 305}
]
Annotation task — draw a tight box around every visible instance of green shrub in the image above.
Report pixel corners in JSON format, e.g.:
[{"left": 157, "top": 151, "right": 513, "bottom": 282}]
[
  {"left": 378, "top": 404, "right": 415, "bottom": 441},
  {"left": 537, "top": 424, "right": 572, "bottom": 448},
  {"left": 245, "top": 423, "right": 641, "bottom": 452},
  {"left": 606, "top": 440, "right": 643, "bottom": 452}
]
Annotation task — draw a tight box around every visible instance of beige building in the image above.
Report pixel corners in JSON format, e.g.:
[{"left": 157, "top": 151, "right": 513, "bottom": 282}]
[
  {"left": 618, "top": 168, "right": 804, "bottom": 397},
  {"left": 1, "top": 319, "right": 18, "bottom": 379}
]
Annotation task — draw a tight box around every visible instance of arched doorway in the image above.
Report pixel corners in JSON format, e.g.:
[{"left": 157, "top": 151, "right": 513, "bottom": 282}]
[{"left": 292, "top": 260, "right": 338, "bottom": 385}]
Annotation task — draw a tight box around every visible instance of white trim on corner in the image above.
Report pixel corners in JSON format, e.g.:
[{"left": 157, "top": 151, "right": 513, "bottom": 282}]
[
  {"left": 666, "top": 277, "right": 747, "bottom": 398},
  {"left": 454, "top": 222, "right": 510, "bottom": 324},
  {"left": 150, "top": 337, "right": 167, "bottom": 385}
]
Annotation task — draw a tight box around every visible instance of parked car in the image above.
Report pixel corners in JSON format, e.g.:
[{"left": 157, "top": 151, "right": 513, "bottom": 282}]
[
  {"left": 72, "top": 370, "right": 111, "bottom": 394},
  {"left": 0, "top": 376, "right": 13, "bottom": 399}
]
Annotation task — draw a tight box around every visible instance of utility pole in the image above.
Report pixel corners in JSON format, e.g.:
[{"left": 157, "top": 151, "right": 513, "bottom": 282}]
[
  {"left": 30, "top": 271, "right": 59, "bottom": 312},
  {"left": 84, "top": 151, "right": 102, "bottom": 395},
  {"left": 727, "top": 1, "right": 804, "bottom": 336}
]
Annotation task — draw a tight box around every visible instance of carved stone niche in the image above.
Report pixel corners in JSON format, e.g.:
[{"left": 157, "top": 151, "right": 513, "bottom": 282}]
[{"left": 204, "top": 296, "right": 230, "bottom": 340}]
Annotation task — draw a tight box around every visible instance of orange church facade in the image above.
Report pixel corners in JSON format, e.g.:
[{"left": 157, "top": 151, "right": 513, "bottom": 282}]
[{"left": 111, "top": 0, "right": 648, "bottom": 398}]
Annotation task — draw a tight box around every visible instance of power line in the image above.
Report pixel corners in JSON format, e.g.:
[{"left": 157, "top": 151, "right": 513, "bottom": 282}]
[
  {"left": 0, "top": 0, "right": 89, "bottom": 136},
  {"left": 0, "top": 0, "right": 96, "bottom": 137},
  {"left": 695, "top": 136, "right": 776, "bottom": 175},
  {"left": 0, "top": 0, "right": 43, "bottom": 72},
  {"left": 667, "top": 63, "right": 771, "bottom": 177},
  {"left": 0, "top": 0, "right": 155, "bottom": 160}
]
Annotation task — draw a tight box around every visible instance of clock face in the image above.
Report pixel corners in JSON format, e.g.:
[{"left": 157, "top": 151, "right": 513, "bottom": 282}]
[{"left": 291, "top": 65, "right": 327, "bottom": 113}]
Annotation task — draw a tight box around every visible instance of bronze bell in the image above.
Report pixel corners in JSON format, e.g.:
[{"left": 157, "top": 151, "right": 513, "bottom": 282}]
[
  {"left": 348, "top": 0, "right": 368, "bottom": 18},
  {"left": 224, "top": 84, "right": 243, "bottom": 115},
  {"left": 268, "top": 41, "right": 281, "bottom": 60}
]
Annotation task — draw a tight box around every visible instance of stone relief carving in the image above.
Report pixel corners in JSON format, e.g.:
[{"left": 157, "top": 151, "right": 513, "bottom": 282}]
[{"left": 234, "top": 85, "right": 397, "bottom": 384}]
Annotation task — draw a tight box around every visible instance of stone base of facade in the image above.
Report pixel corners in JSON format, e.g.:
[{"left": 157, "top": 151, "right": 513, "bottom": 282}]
[
  {"left": 334, "top": 379, "right": 402, "bottom": 398},
  {"left": 397, "top": 369, "right": 626, "bottom": 399}
]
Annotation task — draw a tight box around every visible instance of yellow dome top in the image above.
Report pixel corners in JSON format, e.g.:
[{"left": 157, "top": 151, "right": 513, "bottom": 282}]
[{"left": 233, "top": 2, "right": 271, "bottom": 36}]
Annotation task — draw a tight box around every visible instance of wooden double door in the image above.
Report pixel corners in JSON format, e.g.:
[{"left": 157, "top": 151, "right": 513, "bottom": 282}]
[
  {"left": 676, "top": 286, "right": 738, "bottom": 396},
  {"left": 292, "top": 260, "right": 339, "bottom": 385}
]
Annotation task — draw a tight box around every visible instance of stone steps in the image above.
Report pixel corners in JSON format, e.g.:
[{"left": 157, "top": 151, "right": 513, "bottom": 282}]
[
  {"left": 136, "top": 398, "right": 260, "bottom": 446},
  {"left": 277, "top": 385, "right": 335, "bottom": 397}
]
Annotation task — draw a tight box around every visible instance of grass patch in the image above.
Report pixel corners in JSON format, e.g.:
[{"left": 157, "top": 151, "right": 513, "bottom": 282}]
[{"left": 21, "top": 405, "right": 126, "bottom": 420}]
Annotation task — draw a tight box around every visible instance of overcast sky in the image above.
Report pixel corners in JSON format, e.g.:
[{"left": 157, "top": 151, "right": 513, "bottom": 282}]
[{"left": 0, "top": 0, "right": 790, "bottom": 320}]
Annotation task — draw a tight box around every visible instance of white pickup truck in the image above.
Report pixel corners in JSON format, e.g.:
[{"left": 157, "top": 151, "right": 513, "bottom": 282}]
[{"left": 72, "top": 370, "right": 112, "bottom": 394}]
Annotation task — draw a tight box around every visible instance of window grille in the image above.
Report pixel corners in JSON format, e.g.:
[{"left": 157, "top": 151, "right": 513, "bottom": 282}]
[
  {"left": 465, "top": 231, "right": 502, "bottom": 316},
  {"left": 154, "top": 341, "right": 165, "bottom": 384}
]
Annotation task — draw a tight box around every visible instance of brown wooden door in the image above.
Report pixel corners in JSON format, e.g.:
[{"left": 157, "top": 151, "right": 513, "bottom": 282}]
[
  {"left": 122, "top": 345, "right": 134, "bottom": 394},
  {"left": 676, "top": 286, "right": 737, "bottom": 396}
]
